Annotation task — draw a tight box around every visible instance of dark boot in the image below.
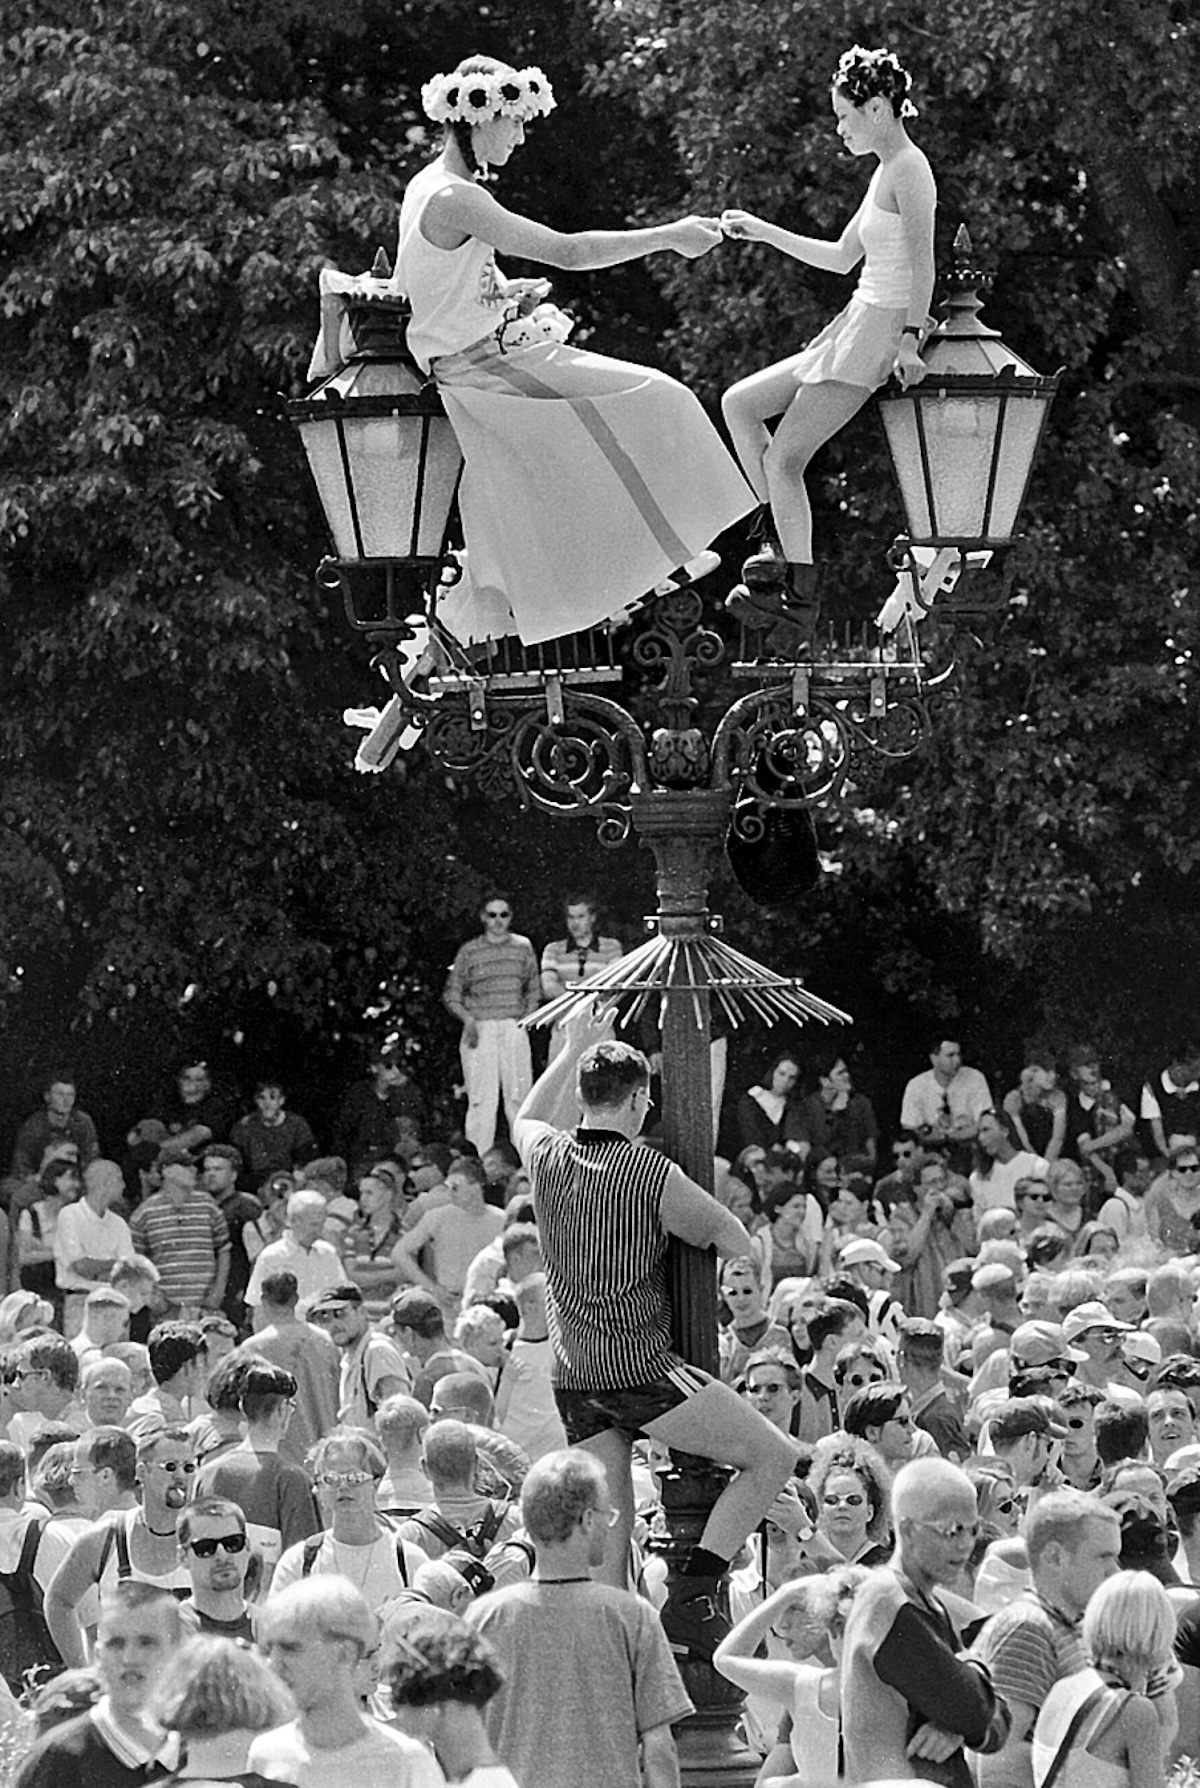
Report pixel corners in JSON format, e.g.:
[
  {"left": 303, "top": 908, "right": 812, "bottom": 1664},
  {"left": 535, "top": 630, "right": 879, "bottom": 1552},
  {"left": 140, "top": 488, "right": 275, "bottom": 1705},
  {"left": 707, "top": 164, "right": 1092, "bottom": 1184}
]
[
  {"left": 661, "top": 1575, "right": 731, "bottom": 1662},
  {"left": 763, "top": 563, "right": 820, "bottom": 659},
  {"left": 725, "top": 537, "right": 788, "bottom": 629}
]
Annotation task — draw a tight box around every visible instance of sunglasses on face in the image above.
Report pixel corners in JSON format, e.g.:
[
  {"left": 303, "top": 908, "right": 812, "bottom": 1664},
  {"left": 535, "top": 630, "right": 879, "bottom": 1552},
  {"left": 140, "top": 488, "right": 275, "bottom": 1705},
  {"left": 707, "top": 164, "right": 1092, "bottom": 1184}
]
[
  {"left": 188, "top": 1533, "right": 247, "bottom": 1557},
  {"left": 822, "top": 1491, "right": 866, "bottom": 1508},
  {"left": 845, "top": 1370, "right": 884, "bottom": 1387},
  {"left": 152, "top": 1459, "right": 198, "bottom": 1475},
  {"left": 916, "top": 1517, "right": 979, "bottom": 1542},
  {"left": 317, "top": 1470, "right": 374, "bottom": 1487}
]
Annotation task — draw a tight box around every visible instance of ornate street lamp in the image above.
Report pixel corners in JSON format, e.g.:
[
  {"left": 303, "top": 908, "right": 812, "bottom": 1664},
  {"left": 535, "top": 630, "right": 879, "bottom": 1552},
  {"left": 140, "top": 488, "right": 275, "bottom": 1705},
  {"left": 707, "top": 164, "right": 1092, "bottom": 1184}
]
[
  {"left": 286, "top": 252, "right": 463, "bottom": 645},
  {"left": 290, "top": 224, "right": 1057, "bottom": 1785},
  {"left": 876, "top": 225, "right": 1060, "bottom": 621}
]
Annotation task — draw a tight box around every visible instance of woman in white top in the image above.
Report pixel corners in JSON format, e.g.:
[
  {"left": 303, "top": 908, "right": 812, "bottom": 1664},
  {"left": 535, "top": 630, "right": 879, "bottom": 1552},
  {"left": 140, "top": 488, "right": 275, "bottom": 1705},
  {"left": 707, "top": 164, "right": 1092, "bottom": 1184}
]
[
  {"left": 1032, "top": 1570, "right": 1179, "bottom": 1788},
  {"left": 715, "top": 1565, "right": 870, "bottom": 1785},
  {"left": 393, "top": 55, "right": 754, "bottom": 649},
  {"left": 719, "top": 46, "right": 936, "bottom": 626}
]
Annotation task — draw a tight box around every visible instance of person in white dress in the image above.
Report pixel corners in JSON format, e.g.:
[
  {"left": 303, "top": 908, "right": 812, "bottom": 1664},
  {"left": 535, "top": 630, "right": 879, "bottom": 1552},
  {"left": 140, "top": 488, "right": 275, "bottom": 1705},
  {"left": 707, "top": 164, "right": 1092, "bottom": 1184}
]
[{"left": 390, "top": 55, "right": 754, "bottom": 650}]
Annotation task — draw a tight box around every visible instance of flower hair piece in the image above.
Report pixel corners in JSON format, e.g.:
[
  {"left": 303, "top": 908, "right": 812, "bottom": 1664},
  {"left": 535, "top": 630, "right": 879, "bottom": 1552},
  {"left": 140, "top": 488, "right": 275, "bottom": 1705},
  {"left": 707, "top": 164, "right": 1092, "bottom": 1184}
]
[
  {"left": 833, "top": 45, "right": 918, "bottom": 120},
  {"left": 421, "top": 64, "right": 556, "bottom": 128}
]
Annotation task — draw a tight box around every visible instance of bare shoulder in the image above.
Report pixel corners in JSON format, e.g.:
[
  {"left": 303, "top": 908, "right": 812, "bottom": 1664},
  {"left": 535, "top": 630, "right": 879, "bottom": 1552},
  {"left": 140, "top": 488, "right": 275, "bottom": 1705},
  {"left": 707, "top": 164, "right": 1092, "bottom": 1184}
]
[
  {"left": 884, "top": 144, "right": 937, "bottom": 207},
  {"left": 1115, "top": 1693, "right": 1161, "bottom": 1742}
]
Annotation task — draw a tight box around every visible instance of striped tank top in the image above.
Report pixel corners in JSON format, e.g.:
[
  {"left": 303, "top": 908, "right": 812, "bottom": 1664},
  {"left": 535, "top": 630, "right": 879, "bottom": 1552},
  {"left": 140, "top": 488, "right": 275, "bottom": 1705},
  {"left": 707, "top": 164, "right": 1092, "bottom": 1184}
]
[{"left": 528, "top": 1128, "right": 676, "bottom": 1390}]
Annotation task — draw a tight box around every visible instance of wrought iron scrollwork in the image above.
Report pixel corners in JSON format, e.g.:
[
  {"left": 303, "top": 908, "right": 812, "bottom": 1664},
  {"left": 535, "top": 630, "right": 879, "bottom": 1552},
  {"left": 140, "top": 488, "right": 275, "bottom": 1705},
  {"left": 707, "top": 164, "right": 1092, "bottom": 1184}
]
[{"left": 424, "top": 689, "right": 645, "bottom": 846}]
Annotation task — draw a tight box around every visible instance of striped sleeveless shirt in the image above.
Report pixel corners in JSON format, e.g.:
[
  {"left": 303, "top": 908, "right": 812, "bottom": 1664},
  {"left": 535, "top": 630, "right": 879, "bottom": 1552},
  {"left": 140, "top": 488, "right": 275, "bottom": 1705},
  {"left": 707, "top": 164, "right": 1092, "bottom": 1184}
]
[{"left": 528, "top": 1127, "right": 677, "bottom": 1390}]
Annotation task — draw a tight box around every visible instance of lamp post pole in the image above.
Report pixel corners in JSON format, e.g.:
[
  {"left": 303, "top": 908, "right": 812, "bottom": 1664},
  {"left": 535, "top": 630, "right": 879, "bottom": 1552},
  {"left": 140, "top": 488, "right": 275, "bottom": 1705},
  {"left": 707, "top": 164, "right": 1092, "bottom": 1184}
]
[{"left": 289, "top": 225, "right": 1058, "bottom": 1786}]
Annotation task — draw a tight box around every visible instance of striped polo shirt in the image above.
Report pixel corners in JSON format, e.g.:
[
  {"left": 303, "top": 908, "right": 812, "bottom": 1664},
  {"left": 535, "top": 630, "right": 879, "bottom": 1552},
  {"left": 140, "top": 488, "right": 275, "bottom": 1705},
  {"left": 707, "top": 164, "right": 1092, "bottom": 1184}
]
[
  {"left": 446, "top": 934, "right": 540, "bottom": 1022},
  {"left": 526, "top": 1125, "right": 676, "bottom": 1391},
  {"left": 129, "top": 1189, "right": 230, "bottom": 1308}
]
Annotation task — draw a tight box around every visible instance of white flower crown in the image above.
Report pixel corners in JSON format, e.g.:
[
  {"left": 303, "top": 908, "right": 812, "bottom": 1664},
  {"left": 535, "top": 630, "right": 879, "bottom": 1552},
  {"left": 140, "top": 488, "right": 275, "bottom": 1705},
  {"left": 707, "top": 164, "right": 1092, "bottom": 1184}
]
[
  {"left": 421, "top": 64, "right": 556, "bottom": 127},
  {"left": 834, "top": 45, "right": 918, "bottom": 120}
]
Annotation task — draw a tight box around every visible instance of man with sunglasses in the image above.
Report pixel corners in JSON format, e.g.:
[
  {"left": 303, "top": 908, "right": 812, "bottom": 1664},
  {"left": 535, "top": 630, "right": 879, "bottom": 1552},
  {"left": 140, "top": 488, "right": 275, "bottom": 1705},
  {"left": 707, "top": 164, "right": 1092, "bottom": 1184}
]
[
  {"left": 177, "top": 1495, "right": 254, "bottom": 1642},
  {"left": 1060, "top": 1300, "right": 1134, "bottom": 1395},
  {"left": 444, "top": 889, "right": 541, "bottom": 1156},
  {"left": 971, "top": 1490, "right": 1121, "bottom": 1788},
  {"left": 1055, "top": 1381, "right": 1105, "bottom": 1491},
  {"left": 842, "top": 1457, "right": 1010, "bottom": 1788},
  {"left": 45, "top": 1425, "right": 197, "bottom": 1667}
]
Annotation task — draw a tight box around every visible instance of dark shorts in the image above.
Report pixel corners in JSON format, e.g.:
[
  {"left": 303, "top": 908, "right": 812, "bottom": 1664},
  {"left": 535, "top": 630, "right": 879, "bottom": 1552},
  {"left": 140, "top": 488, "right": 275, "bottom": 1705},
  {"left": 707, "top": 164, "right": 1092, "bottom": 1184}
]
[{"left": 554, "top": 1361, "right": 712, "bottom": 1445}]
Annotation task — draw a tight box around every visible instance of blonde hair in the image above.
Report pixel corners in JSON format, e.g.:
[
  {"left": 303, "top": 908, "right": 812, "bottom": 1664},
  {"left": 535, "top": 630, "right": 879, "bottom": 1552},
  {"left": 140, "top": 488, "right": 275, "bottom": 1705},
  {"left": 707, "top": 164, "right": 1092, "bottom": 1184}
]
[
  {"left": 150, "top": 1635, "right": 294, "bottom": 1735},
  {"left": 1082, "top": 1570, "right": 1176, "bottom": 1680}
]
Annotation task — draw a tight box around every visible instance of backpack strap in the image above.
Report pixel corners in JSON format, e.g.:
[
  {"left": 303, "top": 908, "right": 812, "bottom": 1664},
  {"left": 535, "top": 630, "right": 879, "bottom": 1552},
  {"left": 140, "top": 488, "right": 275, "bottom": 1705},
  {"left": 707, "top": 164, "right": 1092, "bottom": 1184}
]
[
  {"left": 15, "top": 1517, "right": 46, "bottom": 1590},
  {"left": 409, "top": 1509, "right": 466, "bottom": 1553},
  {"left": 114, "top": 1515, "right": 133, "bottom": 1581},
  {"left": 394, "top": 1538, "right": 408, "bottom": 1586},
  {"left": 1038, "top": 1686, "right": 1109, "bottom": 1788},
  {"left": 96, "top": 1520, "right": 116, "bottom": 1584},
  {"left": 474, "top": 1498, "right": 507, "bottom": 1552}
]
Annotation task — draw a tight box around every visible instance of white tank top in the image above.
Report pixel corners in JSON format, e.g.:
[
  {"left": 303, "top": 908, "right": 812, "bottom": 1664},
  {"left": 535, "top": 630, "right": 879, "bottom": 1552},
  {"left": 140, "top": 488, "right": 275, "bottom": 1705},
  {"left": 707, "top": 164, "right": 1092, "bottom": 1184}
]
[
  {"left": 855, "top": 169, "right": 912, "bottom": 307},
  {"left": 396, "top": 161, "right": 511, "bottom": 370}
]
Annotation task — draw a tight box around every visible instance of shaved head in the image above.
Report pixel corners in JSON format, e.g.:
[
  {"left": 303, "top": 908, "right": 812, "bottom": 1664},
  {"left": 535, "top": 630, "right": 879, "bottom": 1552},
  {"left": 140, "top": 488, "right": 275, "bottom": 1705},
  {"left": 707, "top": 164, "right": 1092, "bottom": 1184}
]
[{"left": 892, "top": 1457, "right": 975, "bottom": 1523}]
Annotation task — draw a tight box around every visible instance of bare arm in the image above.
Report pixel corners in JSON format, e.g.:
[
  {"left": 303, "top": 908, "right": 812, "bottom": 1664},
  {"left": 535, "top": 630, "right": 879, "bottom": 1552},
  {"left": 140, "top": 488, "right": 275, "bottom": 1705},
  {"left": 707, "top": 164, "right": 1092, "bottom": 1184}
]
[
  {"left": 204, "top": 1244, "right": 231, "bottom": 1309},
  {"left": 893, "top": 150, "right": 937, "bottom": 329},
  {"left": 713, "top": 1579, "right": 816, "bottom": 1702},
  {"left": 390, "top": 1213, "right": 442, "bottom": 1295},
  {"left": 513, "top": 1000, "right": 612, "bottom": 1149},
  {"left": 1122, "top": 1693, "right": 1169, "bottom": 1788},
  {"left": 426, "top": 182, "right": 721, "bottom": 271},
  {"left": 720, "top": 198, "right": 866, "bottom": 273},
  {"left": 44, "top": 1526, "right": 108, "bottom": 1668},
  {"left": 639, "top": 1722, "right": 682, "bottom": 1788},
  {"left": 661, "top": 1167, "right": 753, "bottom": 1260}
]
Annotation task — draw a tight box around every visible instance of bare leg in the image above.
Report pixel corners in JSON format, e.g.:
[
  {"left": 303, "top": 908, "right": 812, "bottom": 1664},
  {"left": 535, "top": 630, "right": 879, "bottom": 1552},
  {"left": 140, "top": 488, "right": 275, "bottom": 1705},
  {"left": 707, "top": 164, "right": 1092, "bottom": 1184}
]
[
  {"left": 644, "top": 1379, "right": 795, "bottom": 1561},
  {"left": 722, "top": 359, "right": 812, "bottom": 506},
  {"left": 764, "top": 381, "right": 871, "bottom": 564},
  {"left": 577, "top": 1426, "right": 635, "bottom": 1590}
]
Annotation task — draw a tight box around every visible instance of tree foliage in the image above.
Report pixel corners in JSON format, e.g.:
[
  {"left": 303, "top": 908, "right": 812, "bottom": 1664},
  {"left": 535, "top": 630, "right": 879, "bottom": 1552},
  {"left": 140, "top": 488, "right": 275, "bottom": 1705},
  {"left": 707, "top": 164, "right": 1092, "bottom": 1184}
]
[
  {"left": 1, "top": 0, "right": 1197, "bottom": 1135},
  {"left": 592, "top": 0, "right": 1200, "bottom": 1062}
]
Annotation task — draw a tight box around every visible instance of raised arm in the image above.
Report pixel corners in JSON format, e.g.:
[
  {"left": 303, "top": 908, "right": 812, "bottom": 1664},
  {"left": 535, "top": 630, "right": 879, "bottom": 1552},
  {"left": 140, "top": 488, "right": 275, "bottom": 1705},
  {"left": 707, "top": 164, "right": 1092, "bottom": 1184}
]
[
  {"left": 424, "top": 182, "right": 722, "bottom": 270},
  {"left": 713, "top": 1578, "right": 817, "bottom": 1702}
]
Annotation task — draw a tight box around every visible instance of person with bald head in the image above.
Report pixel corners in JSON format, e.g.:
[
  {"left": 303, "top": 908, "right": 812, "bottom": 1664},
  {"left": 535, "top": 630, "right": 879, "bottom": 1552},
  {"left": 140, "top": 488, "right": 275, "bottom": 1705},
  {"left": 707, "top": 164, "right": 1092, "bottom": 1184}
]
[{"left": 841, "top": 1457, "right": 1010, "bottom": 1786}]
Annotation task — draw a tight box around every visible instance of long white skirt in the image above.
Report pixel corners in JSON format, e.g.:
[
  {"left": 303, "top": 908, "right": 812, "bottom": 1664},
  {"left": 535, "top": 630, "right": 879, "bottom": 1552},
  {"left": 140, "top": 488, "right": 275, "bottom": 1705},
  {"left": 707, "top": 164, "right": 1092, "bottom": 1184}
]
[{"left": 431, "top": 336, "right": 755, "bottom": 645}]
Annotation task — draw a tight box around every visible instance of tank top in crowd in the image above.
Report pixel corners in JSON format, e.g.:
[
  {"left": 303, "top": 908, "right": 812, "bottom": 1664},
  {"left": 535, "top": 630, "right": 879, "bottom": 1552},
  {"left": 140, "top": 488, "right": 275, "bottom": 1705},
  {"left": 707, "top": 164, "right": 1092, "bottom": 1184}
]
[
  {"left": 855, "top": 170, "right": 912, "bottom": 307},
  {"left": 526, "top": 1127, "right": 674, "bottom": 1390}
]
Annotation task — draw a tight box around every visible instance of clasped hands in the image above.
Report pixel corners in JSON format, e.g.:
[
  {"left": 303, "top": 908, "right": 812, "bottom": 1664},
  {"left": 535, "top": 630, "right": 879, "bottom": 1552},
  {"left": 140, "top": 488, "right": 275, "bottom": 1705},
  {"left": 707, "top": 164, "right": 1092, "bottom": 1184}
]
[{"left": 669, "top": 209, "right": 764, "bottom": 258}]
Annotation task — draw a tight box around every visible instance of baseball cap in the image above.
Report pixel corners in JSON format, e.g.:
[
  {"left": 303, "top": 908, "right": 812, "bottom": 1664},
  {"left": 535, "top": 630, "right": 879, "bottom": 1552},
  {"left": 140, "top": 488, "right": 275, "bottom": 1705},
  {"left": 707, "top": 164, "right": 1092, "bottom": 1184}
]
[
  {"left": 839, "top": 1238, "right": 900, "bottom": 1273},
  {"left": 1010, "top": 1320, "right": 1086, "bottom": 1368},
  {"left": 989, "top": 1397, "right": 1068, "bottom": 1444},
  {"left": 972, "top": 1262, "right": 1018, "bottom": 1294},
  {"left": 1061, "top": 1301, "right": 1132, "bottom": 1344},
  {"left": 942, "top": 1258, "right": 976, "bottom": 1297},
  {"left": 307, "top": 1284, "right": 364, "bottom": 1317},
  {"left": 1122, "top": 1330, "right": 1163, "bottom": 1366}
]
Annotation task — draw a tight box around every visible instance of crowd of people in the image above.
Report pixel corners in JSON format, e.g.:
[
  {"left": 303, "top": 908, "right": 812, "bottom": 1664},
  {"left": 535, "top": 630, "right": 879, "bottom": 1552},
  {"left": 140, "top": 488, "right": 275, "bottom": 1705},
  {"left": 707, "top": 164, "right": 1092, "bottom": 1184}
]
[{"left": 1, "top": 905, "right": 1199, "bottom": 1783}]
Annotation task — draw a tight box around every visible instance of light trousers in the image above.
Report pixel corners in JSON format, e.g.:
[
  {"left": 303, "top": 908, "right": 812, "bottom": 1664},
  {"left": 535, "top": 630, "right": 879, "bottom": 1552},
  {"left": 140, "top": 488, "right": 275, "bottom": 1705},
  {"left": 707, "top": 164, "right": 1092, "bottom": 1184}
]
[{"left": 461, "top": 1017, "right": 533, "bottom": 1154}]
